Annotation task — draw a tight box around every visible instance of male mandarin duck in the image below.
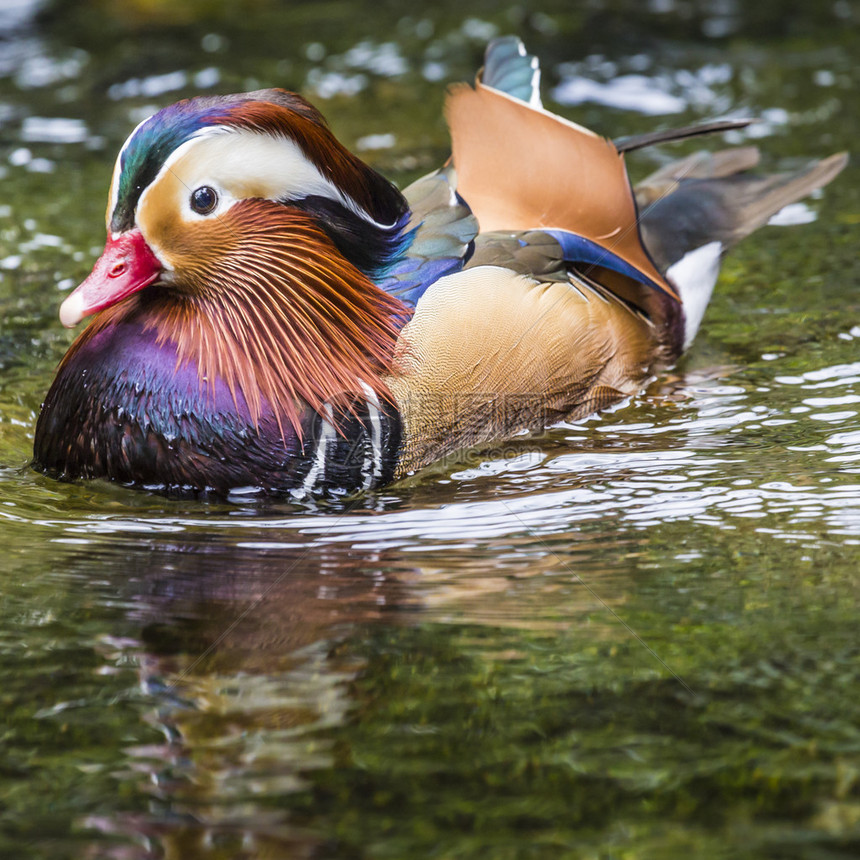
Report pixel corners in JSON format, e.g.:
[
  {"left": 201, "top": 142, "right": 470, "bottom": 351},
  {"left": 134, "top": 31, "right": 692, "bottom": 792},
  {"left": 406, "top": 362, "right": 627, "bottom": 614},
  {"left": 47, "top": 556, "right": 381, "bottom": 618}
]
[{"left": 33, "top": 38, "right": 847, "bottom": 498}]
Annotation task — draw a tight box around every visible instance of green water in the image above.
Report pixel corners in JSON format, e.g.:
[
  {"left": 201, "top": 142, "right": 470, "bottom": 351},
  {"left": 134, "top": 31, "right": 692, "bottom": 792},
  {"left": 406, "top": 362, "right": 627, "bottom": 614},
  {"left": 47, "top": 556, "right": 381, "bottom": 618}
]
[{"left": 2, "top": 1, "right": 860, "bottom": 857}]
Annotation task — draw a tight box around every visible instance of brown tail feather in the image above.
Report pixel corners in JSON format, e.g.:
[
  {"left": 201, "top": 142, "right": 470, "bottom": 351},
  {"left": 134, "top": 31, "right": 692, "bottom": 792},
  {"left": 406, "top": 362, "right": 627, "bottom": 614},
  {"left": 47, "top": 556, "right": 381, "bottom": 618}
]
[
  {"left": 635, "top": 146, "right": 761, "bottom": 206},
  {"left": 719, "top": 152, "right": 848, "bottom": 245},
  {"left": 638, "top": 151, "right": 848, "bottom": 272}
]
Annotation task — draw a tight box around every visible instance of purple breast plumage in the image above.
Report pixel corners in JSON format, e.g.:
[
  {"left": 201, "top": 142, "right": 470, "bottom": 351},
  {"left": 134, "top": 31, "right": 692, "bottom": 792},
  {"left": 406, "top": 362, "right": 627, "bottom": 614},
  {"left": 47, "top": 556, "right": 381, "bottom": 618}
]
[{"left": 34, "top": 312, "right": 401, "bottom": 496}]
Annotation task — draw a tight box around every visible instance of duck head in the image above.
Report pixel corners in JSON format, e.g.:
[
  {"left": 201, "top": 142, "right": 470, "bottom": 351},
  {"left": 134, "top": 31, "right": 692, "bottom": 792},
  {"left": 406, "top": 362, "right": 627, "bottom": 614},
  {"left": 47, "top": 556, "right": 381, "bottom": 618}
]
[{"left": 57, "top": 90, "right": 411, "bottom": 434}]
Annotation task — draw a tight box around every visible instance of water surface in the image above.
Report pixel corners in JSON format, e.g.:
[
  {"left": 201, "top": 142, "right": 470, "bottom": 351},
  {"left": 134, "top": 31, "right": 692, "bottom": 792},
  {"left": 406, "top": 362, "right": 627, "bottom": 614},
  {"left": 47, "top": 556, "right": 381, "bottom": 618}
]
[{"left": 1, "top": 1, "right": 860, "bottom": 857}]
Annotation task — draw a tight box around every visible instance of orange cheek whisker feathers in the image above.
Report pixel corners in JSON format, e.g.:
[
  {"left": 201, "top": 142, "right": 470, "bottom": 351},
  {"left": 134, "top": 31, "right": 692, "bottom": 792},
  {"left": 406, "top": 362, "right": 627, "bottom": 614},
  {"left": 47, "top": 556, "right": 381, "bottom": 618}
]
[{"left": 143, "top": 200, "right": 408, "bottom": 442}]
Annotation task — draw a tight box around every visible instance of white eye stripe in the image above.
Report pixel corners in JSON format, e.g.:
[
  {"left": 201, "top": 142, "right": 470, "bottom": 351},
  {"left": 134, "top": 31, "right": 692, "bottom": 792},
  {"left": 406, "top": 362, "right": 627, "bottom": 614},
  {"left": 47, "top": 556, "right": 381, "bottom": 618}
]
[{"left": 136, "top": 126, "right": 396, "bottom": 229}]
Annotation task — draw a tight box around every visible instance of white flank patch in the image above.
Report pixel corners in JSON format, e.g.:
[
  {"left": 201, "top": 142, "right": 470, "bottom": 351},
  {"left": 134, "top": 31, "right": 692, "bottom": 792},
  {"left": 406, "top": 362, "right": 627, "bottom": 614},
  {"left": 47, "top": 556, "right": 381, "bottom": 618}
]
[{"left": 666, "top": 241, "right": 723, "bottom": 349}]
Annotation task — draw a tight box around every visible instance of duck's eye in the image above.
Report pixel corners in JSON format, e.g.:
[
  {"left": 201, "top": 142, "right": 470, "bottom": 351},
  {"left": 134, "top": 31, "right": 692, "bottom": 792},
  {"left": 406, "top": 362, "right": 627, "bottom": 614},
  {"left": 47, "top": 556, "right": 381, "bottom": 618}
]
[{"left": 190, "top": 185, "right": 218, "bottom": 215}]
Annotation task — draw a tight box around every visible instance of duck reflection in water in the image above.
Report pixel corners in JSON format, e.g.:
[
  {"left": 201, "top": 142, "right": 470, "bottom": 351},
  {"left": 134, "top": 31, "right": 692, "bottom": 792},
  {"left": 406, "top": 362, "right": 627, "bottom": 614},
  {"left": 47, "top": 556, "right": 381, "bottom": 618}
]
[
  {"left": 84, "top": 539, "right": 410, "bottom": 857},
  {"left": 77, "top": 522, "right": 634, "bottom": 858}
]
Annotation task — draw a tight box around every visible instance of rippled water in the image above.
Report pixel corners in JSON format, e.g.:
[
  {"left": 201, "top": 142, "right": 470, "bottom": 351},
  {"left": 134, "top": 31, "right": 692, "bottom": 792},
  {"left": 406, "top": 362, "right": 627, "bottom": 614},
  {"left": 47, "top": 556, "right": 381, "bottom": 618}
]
[{"left": 2, "top": 2, "right": 860, "bottom": 858}]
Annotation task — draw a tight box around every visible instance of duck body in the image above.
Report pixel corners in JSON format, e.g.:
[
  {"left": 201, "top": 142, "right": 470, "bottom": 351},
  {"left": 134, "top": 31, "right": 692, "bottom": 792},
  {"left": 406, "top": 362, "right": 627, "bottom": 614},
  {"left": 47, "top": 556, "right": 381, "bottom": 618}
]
[{"left": 33, "top": 39, "right": 847, "bottom": 498}]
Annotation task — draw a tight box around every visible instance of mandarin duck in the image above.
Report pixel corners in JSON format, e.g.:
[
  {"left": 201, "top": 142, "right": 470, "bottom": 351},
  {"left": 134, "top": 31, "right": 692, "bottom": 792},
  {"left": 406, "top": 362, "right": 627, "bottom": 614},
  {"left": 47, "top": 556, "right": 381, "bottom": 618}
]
[{"left": 33, "top": 38, "right": 847, "bottom": 498}]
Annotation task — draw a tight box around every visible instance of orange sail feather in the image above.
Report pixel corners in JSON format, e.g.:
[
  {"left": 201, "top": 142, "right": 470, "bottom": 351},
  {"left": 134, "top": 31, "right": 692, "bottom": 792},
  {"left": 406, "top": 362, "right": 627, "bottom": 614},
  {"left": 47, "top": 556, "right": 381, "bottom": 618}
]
[{"left": 445, "top": 81, "right": 677, "bottom": 299}]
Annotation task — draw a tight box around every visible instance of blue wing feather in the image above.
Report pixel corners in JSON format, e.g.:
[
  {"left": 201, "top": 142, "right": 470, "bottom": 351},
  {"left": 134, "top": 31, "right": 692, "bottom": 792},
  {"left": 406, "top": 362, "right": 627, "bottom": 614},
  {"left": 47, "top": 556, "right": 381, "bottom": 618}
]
[
  {"left": 543, "top": 229, "right": 669, "bottom": 294},
  {"left": 376, "top": 167, "right": 478, "bottom": 308}
]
